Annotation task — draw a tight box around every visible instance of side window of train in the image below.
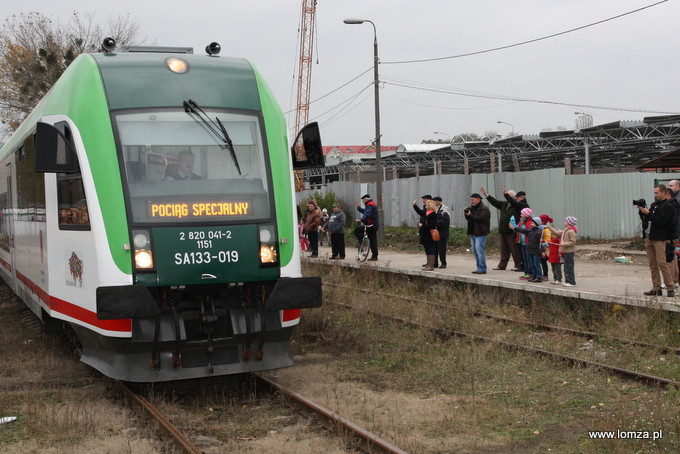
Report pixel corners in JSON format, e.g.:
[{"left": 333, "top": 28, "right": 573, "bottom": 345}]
[
  {"left": 15, "top": 135, "right": 46, "bottom": 224},
  {"left": 53, "top": 122, "right": 90, "bottom": 230},
  {"left": 0, "top": 190, "right": 8, "bottom": 252}
]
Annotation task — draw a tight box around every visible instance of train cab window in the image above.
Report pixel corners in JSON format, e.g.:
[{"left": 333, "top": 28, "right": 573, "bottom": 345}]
[
  {"left": 115, "top": 109, "right": 272, "bottom": 224},
  {"left": 57, "top": 173, "right": 90, "bottom": 229}
]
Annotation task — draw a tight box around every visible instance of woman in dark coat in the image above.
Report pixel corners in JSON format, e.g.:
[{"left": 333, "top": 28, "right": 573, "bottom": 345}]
[{"left": 421, "top": 199, "right": 439, "bottom": 270}]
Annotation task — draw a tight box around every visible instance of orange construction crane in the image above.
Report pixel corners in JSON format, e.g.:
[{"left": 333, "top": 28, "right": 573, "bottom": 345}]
[{"left": 293, "top": 0, "right": 317, "bottom": 192}]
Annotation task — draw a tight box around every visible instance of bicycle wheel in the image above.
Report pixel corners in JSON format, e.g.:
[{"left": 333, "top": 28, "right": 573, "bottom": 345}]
[{"left": 358, "top": 237, "right": 371, "bottom": 262}]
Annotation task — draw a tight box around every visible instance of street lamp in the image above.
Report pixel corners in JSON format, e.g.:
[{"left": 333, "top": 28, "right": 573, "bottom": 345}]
[
  {"left": 344, "top": 18, "right": 383, "bottom": 238},
  {"left": 433, "top": 131, "right": 451, "bottom": 143},
  {"left": 496, "top": 120, "right": 514, "bottom": 137},
  {"left": 574, "top": 112, "right": 593, "bottom": 174}
]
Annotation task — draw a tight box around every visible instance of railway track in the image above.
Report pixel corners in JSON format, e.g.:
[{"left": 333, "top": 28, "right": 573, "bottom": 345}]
[
  {"left": 326, "top": 283, "right": 680, "bottom": 355},
  {"left": 118, "top": 381, "right": 203, "bottom": 454},
  {"left": 119, "top": 374, "right": 409, "bottom": 454},
  {"left": 253, "top": 374, "right": 409, "bottom": 454},
  {"left": 323, "top": 282, "right": 679, "bottom": 390}
]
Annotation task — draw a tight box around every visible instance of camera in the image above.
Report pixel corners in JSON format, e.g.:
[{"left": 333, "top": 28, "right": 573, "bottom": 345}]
[
  {"left": 632, "top": 198, "right": 646, "bottom": 208},
  {"left": 464, "top": 207, "right": 472, "bottom": 213}
]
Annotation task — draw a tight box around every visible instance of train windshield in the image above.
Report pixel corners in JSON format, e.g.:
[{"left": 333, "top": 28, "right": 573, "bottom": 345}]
[{"left": 115, "top": 109, "right": 271, "bottom": 224}]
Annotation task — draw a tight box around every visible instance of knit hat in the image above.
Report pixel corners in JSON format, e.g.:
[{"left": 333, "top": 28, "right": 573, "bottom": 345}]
[
  {"left": 539, "top": 214, "right": 553, "bottom": 224},
  {"left": 361, "top": 194, "right": 371, "bottom": 199},
  {"left": 532, "top": 216, "right": 542, "bottom": 225},
  {"left": 566, "top": 216, "right": 578, "bottom": 226},
  {"left": 432, "top": 196, "right": 442, "bottom": 202},
  {"left": 516, "top": 191, "right": 526, "bottom": 198},
  {"left": 470, "top": 193, "right": 482, "bottom": 199},
  {"left": 520, "top": 207, "right": 533, "bottom": 217},
  {"left": 421, "top": 194, "right": 432, "bottom": 199}
]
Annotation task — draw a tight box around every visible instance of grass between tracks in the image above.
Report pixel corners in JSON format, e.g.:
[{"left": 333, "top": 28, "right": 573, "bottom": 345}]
[{"left": 294, "top": 262, "right": 680, "bottom": 454}]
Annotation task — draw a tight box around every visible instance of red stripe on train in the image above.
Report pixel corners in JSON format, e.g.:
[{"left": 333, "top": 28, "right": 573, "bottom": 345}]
[
  {"left": 0, "top": 256, "right": 11, "bottom": 272},
  {"left": 15, "top": 270, "right": 132, "bottom": 332}
]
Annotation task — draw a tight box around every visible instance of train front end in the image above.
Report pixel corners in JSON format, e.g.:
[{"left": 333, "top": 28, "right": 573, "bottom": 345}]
[{"left": 67, "top": 49, "right": 321, "bottom": 381}]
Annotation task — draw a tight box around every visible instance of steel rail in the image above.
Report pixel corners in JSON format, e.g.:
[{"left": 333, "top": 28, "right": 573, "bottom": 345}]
[
  {"left": 324, "top": 297, "right": 679, "bottom": 390},
  {"left": 117, "top": 381, "right": 202, "bottom": 454},
  {"left": 324, "top": 282, "right": 680, "bottom": 355},
  {"left": 253, "top": 374, "right": 409, "bottom": 454}
]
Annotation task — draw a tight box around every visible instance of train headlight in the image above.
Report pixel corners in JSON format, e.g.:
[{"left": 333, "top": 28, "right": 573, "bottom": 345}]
[
  {"left": 135, "top": 250, "right": 154, "bottom": 269},
  {"left": 258, "top": 225, "right": 278, "bottom": 266},
  {"left": 259, "top": 227, "right": 273, "bottom": 243},
  {"left": 133, "top": 233, "right": 149, "bottom": 249},
  {"left": 260, "top": 245, "right": 277, "bottom": 264},
  {"left": 132, "top": 229, "right": 155, "bottom": 271},
  {"left": 165, "top": 57, "right": 189, "bottom": 74}
]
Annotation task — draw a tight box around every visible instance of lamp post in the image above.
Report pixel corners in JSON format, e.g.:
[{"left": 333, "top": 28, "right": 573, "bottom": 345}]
[
  {"left": 574, "top": 112, "right": 593, "bottom": 174},
  {"left": 433, "top": 131, "right": 451, "bottom": 143},
  {"left": 344, "top": 18, "right": 383, "bottom": 238},
  {"left": 496, "top": 120, "right": 514, "bottom": 137}
]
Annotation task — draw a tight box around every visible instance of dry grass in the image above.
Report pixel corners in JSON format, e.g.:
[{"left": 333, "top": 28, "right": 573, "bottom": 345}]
[{"left": 291, "top": 261, "right": 680, "bottom": 453}]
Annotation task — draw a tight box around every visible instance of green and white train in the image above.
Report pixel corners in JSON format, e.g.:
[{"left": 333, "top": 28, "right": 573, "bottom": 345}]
[{"left": 0, "top": 40, "right": 323, "bottom": 382}]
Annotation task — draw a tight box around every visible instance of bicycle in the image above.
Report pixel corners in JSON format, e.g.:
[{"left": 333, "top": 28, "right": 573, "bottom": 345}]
[{"left": 356, "top": 223, "right": 373, "bottom": 262}]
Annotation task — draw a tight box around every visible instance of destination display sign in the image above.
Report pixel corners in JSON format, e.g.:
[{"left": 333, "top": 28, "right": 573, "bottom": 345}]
[{"left": 148, "top": 201, "right": 251, "bottom": 219}]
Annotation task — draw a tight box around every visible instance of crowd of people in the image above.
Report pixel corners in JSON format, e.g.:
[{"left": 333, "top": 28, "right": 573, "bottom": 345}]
[
  {"left": 298, "top": 180, "right": 680, "bottom": 298},
  {"left": 299, "top": 194, "right": 379, "bottom": 262},
  {"left": 636, "top": 181, "right": 680, "bottom": 298},
  {"left": 413, "top": 189, "right": 578, "bottom": 287}
]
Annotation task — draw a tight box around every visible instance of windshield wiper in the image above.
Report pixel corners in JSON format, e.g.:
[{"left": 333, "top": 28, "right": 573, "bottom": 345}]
[{"left": 183, "top": 99, "right": 242, "bottom": 175}]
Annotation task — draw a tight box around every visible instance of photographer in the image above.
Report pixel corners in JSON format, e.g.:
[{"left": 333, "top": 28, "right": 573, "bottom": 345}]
[
  {"left": 464, "top": 193, "right": 491, "bottom": 274},
  {"left": 637, "top": 184, "right": 675, "bottom": 297}
]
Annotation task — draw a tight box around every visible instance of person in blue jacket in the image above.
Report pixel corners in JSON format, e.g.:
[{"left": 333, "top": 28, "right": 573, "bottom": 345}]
[{"left": 354, "top": 194, "right": 379, "bottom": 261}]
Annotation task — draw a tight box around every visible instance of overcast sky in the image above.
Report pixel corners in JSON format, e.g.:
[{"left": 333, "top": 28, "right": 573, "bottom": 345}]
[{"left": 4, "top": 0, "right": 680, "bottom": 146}]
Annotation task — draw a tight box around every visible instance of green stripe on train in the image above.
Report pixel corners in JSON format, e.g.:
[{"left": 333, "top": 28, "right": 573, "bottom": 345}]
[{"left": 251, "top": 64, "right": 294, "bottom": 267}]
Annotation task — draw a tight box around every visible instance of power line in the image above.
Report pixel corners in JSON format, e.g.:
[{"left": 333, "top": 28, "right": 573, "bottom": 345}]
[
  {"left": 382, "top": 89, "right": 518, "bottom": 111},
  {"left": 382, "top": 0, "right": 669, "bottom": 65},
  {"left": 288, "top": 82, "right": 373, "bottom": 130},
  {"left": 284, "top": 66, "right": 372, "bottom": 114},
  {"left": 321, "top": 89, "right": 374, "bottom": 128},
  {"left": 383, "top": 80, "right": 680, "bottom": 115}
]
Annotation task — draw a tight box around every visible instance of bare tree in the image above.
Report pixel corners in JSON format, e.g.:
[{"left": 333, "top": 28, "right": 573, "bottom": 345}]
[{"left": 0, "top": 11, "right": 144, "bottom": 131}]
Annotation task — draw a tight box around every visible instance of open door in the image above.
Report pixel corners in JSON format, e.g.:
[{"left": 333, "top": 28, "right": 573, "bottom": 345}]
[{"left": 291, "top": 122, "right": 324, "bottom": 169}]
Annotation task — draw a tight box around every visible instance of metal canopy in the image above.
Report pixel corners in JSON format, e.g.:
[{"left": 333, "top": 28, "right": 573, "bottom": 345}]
[{"left": 323, "top": 115, "right": 680, "bottom": 178}]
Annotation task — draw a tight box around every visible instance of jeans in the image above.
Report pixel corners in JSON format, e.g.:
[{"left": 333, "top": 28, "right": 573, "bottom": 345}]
[
  {"left": 519, "top": 243, "right": 528, "bottom": 273},
  {"left": 471, "top": 235, "right": 487, "bottom": 272},
  {"left": 528, "top": 254, "right": 542, "bottom": 279}
]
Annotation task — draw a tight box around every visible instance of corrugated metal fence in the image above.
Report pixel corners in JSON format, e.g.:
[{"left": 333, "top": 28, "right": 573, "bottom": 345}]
[{"left": 298, "top": 169, "right": 680, "bottom": 239}]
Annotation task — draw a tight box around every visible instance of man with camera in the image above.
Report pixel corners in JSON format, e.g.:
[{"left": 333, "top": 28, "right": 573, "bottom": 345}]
[
  {"left": 637, "top": 184, "right": 675, "bottom": 297},
  {"left": 465, "top": 193, "right": 491, "bottom": 274}
]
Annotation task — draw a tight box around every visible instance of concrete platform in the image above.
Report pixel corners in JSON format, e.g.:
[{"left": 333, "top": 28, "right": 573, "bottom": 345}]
[{"left": 306, "top": 244, "right": 680, "bottom": 313}]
